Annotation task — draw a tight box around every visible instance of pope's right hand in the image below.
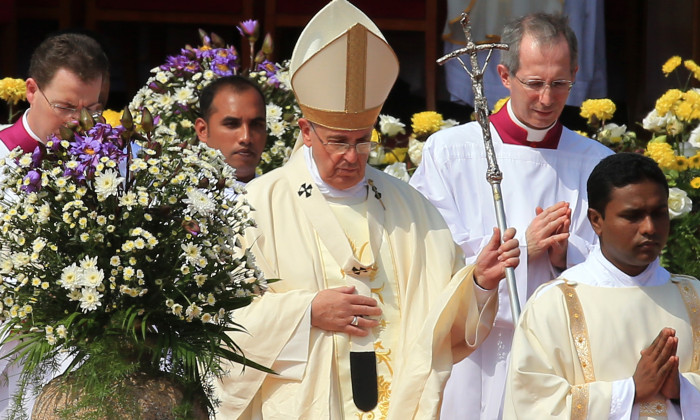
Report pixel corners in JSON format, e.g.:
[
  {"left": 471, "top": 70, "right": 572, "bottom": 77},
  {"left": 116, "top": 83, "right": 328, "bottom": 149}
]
[{"left": 311, "top": 286, "right": 381, "bottom": 337}]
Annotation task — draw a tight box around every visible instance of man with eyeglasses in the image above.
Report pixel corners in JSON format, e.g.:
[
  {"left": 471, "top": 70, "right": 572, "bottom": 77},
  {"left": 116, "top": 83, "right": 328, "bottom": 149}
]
[
  {"left": 0, "top": 33, "right": 108, "bottom": 160},
  {"left": 0, "top": 32, "right": 108, "bottom": 418},
  {"left": 213, "top": 1, "right": 521, "bottom": 418},
  {"left": 410, "top": 12, "right": 614, "bottom": 420}
]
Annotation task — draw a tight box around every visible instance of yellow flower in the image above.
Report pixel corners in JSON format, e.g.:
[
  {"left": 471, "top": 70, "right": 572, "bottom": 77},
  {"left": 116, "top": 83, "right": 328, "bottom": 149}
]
[
  {"left": 662, "top": 56, "right": 682, "bottom": 76},
  {"left": 580, "top": 99, "right": 616, "bottom": 124},
  {"left": 492, "top": 97, "right": 509, "bottom": 114},
  {"left": 674, "top": 156, "right": 689, "bottom": 171},
  {"left": 674, "top": 90, "right": 700, "bottom": 122},
  {"left": 383, "top": 147, "right": 407, "bottom": 164},
  {"left": 645, "top": 141, "right": 677, "bottom": 170},
  {"left": 655, "top": 89, "right": 684, "bottom": 116},
  {"left": 0, "top": 77, "right": 27, "bottom": 105},
  {"left": 411, "top": 111, "right": 443, "bottom": 137},
  {"left": 689, "top": 153, "right": 700, "bottom": 169},
  {"left": 685, "top": 59, "right": 700, "bottom": 82},
  {"left": 371, "top": 129, "right": 380, "bottom": 143},
  {"left": 102, "top": 109, "right": 124, "bottom": 127},
  {"left": 690, "top": 177, "right": 700, "bottom": 189}
]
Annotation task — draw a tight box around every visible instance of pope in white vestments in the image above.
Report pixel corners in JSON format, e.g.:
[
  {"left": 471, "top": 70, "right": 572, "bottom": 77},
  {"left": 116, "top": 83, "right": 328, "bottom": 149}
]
[
  {"left": 410, "top": 13, "right": 613, "bottom": 420},
  {"left": 505, "top": 153, "right": 700, "bottom": 419},
  {"left": 213, "top": 1, "right": 522, "bottom": 419}
]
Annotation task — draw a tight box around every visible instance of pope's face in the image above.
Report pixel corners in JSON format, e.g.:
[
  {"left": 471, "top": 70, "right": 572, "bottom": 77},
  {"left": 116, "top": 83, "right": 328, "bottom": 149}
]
[
  {"left": 25, "top": 68, "right": 103, "bottom": 142},
  {"left": 497, "top": 33, "right": 576, "bottom": 129},
  {"left": 300, "top": 119, "right": 373, "bottom": 190},
  {"left": 195, "top": 87, "right": 267, "bottom": 183},
  {"left": 589, "top": 180, "right": 670, "bottom": 276}
]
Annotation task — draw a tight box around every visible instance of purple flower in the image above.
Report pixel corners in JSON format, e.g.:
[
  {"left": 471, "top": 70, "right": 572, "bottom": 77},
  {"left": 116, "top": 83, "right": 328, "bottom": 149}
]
[
  {"left": 256, "top": 60, "right": 280, "bottom": 86},
  {"left": 160, "top": 52, "right": 201, "bottom": 75},
  {"left": 210, "top": 48, "right": 240, "bottom": 77},
  {"left": 31, "top": 144, "right": 46, "bottom": 167},
  {"left": 238, "top": 20, "right": 259, "bottom": 43},
  {"left": 63, "top": 162, "right": 86, "bottom": 182},
  {"left": 46, "top": 135, "right": 62, "bottom": 152},
  {"left": 20, "top": 170, "right": 42, "bottom": 193},
  {"left": 70, "top": 135, "right": 103, "bottom": 164}
]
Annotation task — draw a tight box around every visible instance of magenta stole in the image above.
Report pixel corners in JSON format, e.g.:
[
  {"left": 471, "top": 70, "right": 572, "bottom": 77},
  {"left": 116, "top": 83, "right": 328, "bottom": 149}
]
[
  {"left": 488, "top": 105, "right": 562, "bottom": 149},
  {"left": 0, "top": 118, "right": 39, "bottom": 153}
]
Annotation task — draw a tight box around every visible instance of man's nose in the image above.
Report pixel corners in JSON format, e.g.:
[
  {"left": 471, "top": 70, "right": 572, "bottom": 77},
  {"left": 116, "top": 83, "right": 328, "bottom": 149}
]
[
  {"left": 538, "top": 86, "right": 555, "bottom": 106},
  {"left": 342, "top": 145, "right": 361, "bottom": 163},
  {"left": 239, "top": 124, "right": 251, "bottom": 143},
  {"left": 639, "top": 215, "right": 656, "bottom": 236}
]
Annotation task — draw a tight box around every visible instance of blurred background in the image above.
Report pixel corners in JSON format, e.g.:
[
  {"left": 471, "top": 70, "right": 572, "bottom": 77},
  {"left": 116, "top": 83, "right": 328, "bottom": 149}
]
[{"left": 0, "top": 0, "right": 698, "bottom": 134}]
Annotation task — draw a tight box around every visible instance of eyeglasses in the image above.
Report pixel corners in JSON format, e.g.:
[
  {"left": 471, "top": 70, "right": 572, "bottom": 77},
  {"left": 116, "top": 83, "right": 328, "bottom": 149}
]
[
  {"left": 513, "top": 75, "right": 574, "bottom": 93},
  {"left": 309, "top": 123, "right": 375, "bottom": 156},
  {"left": 37, "top": 86, "right": 102, "bottom": 119}
]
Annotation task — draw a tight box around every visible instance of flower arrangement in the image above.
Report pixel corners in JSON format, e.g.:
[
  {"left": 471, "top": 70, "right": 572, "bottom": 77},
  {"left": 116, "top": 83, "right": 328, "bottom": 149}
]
[
  {"left": 129, "top": 20, "right": 301, "bottom": 176},
  {"left": 579, "top": 98, "right": 640, "bottom": 152},
  {"left": 369, "top": 111, "right": 458, "bottom": 180},
  {"left": 641, "top": 56, "right": 700, "bottom": 278},
  {"left": 0, "top": 109, "right": 268, "bottom": 418},
  {"left": 0, "top": 77, "right": 27, "bottom": 124}
]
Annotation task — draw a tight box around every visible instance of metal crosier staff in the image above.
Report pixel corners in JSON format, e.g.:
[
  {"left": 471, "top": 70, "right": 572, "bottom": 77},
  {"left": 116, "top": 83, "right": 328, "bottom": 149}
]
[{"left": 437, "top": 12, "right": 521, "bottom": 321}]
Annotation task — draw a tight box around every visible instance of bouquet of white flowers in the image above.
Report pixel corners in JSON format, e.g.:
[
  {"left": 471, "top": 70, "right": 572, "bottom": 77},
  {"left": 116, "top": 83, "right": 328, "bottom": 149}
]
[{"left": 0, "top": 109, "right": 268, "bottom": 418}]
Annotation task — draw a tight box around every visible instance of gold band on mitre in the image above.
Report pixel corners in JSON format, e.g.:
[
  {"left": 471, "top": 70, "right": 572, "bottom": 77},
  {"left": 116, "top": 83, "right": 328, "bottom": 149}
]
[
  {"left": 299, "top": 104, "right": 382, "bottom": 131},
  {"left": 290, "top": 0, "right": 399, "bottom": 131}
]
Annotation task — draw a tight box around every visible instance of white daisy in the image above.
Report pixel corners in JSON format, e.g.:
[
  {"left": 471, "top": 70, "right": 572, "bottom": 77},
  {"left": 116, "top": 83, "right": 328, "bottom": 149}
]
[
  {"left": 79, "top": 288, "right": 103, "bottom": 312},
  {"left": 94, "top": 170, "right": 124, "bottom": 198},
  {"left": 183, "top": 189, "right": 215, "bottom": 215}
]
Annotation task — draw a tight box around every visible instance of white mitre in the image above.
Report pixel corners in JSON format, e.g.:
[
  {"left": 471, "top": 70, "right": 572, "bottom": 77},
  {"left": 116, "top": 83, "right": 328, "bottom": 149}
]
[{"left": 290, "top": 0, "right": 400, "bottom": 131}]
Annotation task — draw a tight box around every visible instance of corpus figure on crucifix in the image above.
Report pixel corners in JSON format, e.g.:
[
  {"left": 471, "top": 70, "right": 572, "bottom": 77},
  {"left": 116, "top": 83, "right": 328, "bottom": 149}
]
[{"left": 410, "top": 12, "right": 613, "bottom": 420}]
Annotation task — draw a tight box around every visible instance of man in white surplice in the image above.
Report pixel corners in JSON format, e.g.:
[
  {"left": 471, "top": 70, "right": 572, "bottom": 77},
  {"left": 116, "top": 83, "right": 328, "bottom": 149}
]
[
  {"left": 410, "top": 12, "right": 613, "bottom": 420},
  {"left": 505, "top": 153, "right": 700, "bottom": 419},
  {"left": 212, "top": 1, "right": 521, "bottom": 419},
  {"left": 441, "top": 0, "right": 607, "bottom": 108}
]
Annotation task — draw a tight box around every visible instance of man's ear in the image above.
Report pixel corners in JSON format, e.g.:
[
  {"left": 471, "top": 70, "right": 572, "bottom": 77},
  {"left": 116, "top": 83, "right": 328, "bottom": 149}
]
[
  {"left": 26, "top": 78, "right": 38, "bottom": 106},
  {"left": 194, "top": 118, "right": 208, "bottom": 143},
  {"left": 496, "top": 64, "right": 510, "bottom": 89},
  {"left": 588, "top": 208, "right": 604, "bottom": 236},
  {"left": 298, "top": 118, "right": 313, "bottom": 147}
]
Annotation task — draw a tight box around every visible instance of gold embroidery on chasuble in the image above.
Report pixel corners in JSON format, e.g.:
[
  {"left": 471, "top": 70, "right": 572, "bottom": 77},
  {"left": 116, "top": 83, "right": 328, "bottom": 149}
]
[
  {"left": 319, "top": 200, "right": 400, "bottom": 419},
  {"left": 558, "top": 282, "right": 595, "bottom": 419},
  {"left": 639, "top": 399, "right": 667, "bottom": 417},
  {"left": 675, "top": 277, "right": 700, "bottom": 372}
]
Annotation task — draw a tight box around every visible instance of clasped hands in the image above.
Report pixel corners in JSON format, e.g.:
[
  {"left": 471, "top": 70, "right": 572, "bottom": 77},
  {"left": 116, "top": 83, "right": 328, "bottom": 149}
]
[
  {"left": 526, "top": 201, "right": 571, "bottom": 270},
  {"left": 310, "top": 227, "right": 520, "bottom": 336},
  {"left": 633, "top": 327, "right": 681, "bottom": 403}
]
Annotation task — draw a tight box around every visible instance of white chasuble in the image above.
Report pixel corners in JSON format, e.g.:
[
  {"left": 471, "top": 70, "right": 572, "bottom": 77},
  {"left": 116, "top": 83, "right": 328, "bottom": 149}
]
[
  {"left": 323, "top": 200, "right": 401, "bottom": 418},
  {"left": 505, "top": 253, "right": 700, "bottom": 420},
  {"left": 214, "top": 148, "right": 499, "bottom": 420}
]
